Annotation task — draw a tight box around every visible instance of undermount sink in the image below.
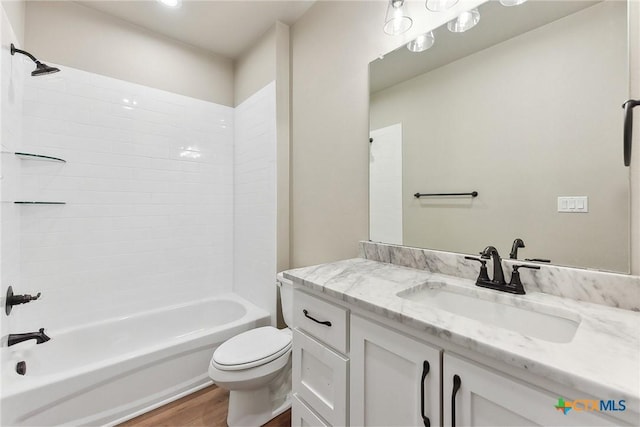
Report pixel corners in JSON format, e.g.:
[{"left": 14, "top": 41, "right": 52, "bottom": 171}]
[{"left": 397, "top": 282, "right": 581, "bottom": 343}]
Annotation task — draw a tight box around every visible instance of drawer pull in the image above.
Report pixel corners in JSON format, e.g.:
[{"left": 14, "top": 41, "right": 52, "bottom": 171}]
[
  {"left": 303, "top": 309, "right": 332, "bottom": 327},
  {"left": 451, "top": 374, "right": 461, "bottom": 427},
  {"left": 420, "top": 360, "right": 430, "bottom": 427}
]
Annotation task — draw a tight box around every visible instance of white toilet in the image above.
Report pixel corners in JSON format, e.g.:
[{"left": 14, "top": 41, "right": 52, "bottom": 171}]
[{"left": 208, "top": 274, "right": 294, "bottom": 427}]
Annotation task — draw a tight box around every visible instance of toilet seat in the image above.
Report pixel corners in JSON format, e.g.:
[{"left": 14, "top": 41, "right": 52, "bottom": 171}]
[{"left": 212, "top": 326, "right": 292, "bottom": 371}]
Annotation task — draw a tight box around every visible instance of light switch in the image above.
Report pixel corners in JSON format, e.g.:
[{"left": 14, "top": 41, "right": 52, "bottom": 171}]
[{"left": 557, "top": 196, "right": 588, "bottom": 213}]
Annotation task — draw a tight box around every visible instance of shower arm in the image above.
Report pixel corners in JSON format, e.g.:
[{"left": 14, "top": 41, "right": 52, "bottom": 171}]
[{"left": 10, "top": 45, "right": 39, "bottom": 63}]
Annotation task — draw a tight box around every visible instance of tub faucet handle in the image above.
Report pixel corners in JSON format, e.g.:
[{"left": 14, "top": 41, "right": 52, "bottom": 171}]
[{"left": 5, "top": 286, "right": 42, "bottom": 315}]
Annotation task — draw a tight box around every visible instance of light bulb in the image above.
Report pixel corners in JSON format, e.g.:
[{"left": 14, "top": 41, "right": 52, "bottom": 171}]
[
  {"left": 425, "top": 0, "right": 459, "bottom": 12},
  {"left": 157, "top": 0, "right": 181, "bottom": 8},
  {"left": 499, "top": 0, "right": 528, "bottom": 6}
]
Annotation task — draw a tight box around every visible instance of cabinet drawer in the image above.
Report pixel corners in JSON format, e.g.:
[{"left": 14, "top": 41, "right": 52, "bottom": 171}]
[
  {"left": 294, "top": 289, "right": 348, "bottom": 354},
  {"left": 293, "top": 329, "right": 348, "bottom": 426},
  {"left": 292, "top": 394, "right": 331, "bottom": 427}
]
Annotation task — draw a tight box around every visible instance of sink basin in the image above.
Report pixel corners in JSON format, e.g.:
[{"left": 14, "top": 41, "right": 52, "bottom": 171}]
[{"left": 397, "top": 282, "right": 581, "bottom": 343}]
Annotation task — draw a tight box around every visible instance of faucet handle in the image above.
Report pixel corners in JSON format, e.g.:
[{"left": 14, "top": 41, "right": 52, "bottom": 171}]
[
  {"left": 524, "top": 258, "right": 551, "bottom": 263},
  {"left": 512, "top": 264, "right": 541, "bottom": 272},
  {"left": 465, "top": 257, "right": 490, "bottom": 283},
  {"left": 507, "top": 264, "right": 541, "bottom": 294}
]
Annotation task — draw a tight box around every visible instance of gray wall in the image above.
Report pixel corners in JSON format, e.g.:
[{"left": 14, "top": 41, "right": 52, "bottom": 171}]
[
  {"left": 370, "top": 1, "right": 629, "bottom": 272},
  {"left": 631, "top": 0, "right": 640, "bottom": 275},
  {"left": 24, "top": 1, "right": 234, "bottom": 106},
  {"left": 290, "top": 0, "right": 484, "bottom": 267},
  {"left": 1, "top": 0, "right": 24, "bottom": 45}
]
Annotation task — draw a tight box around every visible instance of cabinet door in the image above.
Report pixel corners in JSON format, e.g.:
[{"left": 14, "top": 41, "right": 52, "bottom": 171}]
[
  {"left": 350, "top": 315, "right": 441, "bottom": 427},
  {"left": 444, "top": 353, "right": 624, "bottom": 427},
  {"left": 292, "top": 395, "right": 331, "bottom": 427},
  {"left": 293, "top": 329, "right": 348, "bottom": 426}
]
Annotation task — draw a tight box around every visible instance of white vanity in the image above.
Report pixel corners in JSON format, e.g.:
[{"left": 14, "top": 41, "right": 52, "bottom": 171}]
[{"left": 284, "top": 247, "right": 640, "bottom": 427}]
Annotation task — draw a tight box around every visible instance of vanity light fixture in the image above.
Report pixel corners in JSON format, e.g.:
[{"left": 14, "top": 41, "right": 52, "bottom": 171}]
[
  {"left": 384, "top": 0, "right": 413, "bottom": 35},
  {"left": 447, "top": 8, "right": 480, "bottom": 33},
  {"left": 499, "top": 0, "right": 528, "bottom": 6},
  {"left": 407, "top": 32, "right": 435, "bottom": 53},
  {"left": 157, "top": 0, "right": 181, "bottom": 8},
  {"left": 425, "top": 0, "right": 459, "bottom": 13}
]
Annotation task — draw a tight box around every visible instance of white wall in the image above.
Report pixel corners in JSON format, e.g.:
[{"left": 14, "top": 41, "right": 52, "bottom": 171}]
[
  {"left": 24, "top": 1, "right": 234, "bottom": 106},
  {"left": 370, "top": 2, "right": 628, "bottom": 272},
  {"left": 369, "top": 123, "right": 403, "bottom": 245},
  {"left": 12, "top": 64, "right": 234, "bottom": 331},
  {"left": 233, "top": 82, "right": 277, "bottom": 324},
  {"left": 233, "top": 21, "right": 290, "bottom": 273},
  {"left": 1, "top": 4, "right": 25, "bottom": 341}
]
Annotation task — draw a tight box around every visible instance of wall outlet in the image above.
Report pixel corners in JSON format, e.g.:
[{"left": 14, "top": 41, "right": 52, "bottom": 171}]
[{"left": 557, "top": 196, "right": 588, "bottom": 213}]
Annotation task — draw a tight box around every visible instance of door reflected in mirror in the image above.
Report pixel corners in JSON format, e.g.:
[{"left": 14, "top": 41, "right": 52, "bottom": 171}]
[{"left": 369, "top": 0, "right": 629, "bottom": 273}]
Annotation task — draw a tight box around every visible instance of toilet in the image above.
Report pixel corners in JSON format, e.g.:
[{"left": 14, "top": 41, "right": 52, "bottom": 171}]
[{"left": 208, "top": 274, "right": 294, "bottom": 427}]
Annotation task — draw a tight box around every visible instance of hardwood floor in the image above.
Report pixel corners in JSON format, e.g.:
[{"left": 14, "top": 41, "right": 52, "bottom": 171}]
[{"left": 118, "top": 385, "right": 291, "bottom": 427}]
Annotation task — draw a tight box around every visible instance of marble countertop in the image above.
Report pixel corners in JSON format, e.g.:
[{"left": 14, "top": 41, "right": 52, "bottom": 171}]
[{"left": 284, "top": 258, "right": 640, "bottom": 410}]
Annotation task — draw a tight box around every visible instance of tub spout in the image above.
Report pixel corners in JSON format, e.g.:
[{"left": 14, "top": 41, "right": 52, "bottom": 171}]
[{"left": 7, "top": 328, "right": 50, "bottom": 347}]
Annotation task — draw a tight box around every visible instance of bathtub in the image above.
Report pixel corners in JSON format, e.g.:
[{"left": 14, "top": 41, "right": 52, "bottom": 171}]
[{"left": 1, "top": 293, "right": 270, "bottom": 426}]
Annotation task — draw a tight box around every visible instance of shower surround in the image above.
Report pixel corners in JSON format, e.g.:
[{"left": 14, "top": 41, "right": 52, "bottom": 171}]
[
  {"left": 1, "top": 13, "right": 278, "bottom": 423},
  {"left": 13, "top": 64, "right": 236, "bottom": 331}
]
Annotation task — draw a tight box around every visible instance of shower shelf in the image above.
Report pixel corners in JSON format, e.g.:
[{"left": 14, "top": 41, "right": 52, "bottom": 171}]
[
  {"left": 14, "top": 152, "right": 66, "bottom": 163},
  {"left": 13, "top": 201, "right": 66, "bottom": 205}
]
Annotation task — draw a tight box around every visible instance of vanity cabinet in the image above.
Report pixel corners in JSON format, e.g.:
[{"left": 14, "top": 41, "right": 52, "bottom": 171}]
[
  {"left": 443, "top": 353, "right": 621, "bottom": 427},
  {"left": 292, "top": 289, "right": 349, "bottom": 427},
  {"left": 292, "top": 289, "right": 634, "bottom": 427},
  {"left": 350, "top": 315, "right": 441, "bottom": 427}
]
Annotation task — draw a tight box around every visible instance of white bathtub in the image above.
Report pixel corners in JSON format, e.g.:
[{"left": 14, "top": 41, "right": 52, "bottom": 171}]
[{"left": 1, "top": 294, "right": 270, "bottom": 426}]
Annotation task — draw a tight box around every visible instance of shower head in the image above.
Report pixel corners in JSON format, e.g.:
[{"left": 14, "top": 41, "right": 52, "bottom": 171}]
[
  {"left": 31, "top": 61, "right": 60, "bottom": 76},
  {"left": 10, "top": 43, "right": 60, "bottom": 76}
]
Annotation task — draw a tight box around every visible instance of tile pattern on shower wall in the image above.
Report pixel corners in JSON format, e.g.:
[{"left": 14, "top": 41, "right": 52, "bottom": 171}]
[
  {"left": 15, "top": 65, "right": 234, "bottom": 331},
  {"left": 233, "top": 82, "right": 277, "bottom": 323},
  {"left": 1, "top": 11, "right": 26, "bottom": 338}
]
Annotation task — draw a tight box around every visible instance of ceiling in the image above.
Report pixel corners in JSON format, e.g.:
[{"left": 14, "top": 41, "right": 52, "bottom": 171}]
[
  {"left": 370, "top": 0, "right": 600, "bottom": 93},
  {"left": 77, "top": 0, "right": 315, "bottom": 59}
]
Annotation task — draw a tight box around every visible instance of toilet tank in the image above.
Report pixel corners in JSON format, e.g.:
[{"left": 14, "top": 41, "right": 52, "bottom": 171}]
[{"left": 277, "top": 273, "right": 294, "bottom": 327}]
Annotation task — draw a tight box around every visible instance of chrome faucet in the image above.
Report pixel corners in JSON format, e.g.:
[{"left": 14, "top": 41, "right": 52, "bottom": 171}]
[{"left": 7, "top": 328, "right": 50, "bottom": 347}]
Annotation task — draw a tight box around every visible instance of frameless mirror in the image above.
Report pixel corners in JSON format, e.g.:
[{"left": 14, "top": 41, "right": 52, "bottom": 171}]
[{"left": 369, "top": 0, "right": 629, "bottom": 272}]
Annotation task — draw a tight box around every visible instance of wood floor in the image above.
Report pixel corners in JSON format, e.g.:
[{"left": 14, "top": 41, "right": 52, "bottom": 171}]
[{"left": 119, "top": 385, "right": 291, "bottom": 427}]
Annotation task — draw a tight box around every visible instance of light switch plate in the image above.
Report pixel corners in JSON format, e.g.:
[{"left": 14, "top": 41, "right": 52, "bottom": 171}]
[{"left": 558, "top": 196, "right": 588, "bottom": 213}]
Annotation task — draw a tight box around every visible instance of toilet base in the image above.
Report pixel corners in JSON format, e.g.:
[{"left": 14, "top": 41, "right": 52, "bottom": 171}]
[
  {"left": 227, "top": 389, "right": 291, "bottom": 427},
  {"left": 225, "top": 357, "right": 292, "bottom": 427}
]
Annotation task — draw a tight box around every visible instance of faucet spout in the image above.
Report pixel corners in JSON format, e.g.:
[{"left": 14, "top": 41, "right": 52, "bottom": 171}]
[
  {"left": 7, "top": 328, "right": 50, "bottom": 347},
  {"left": 480, "top": 246, "right": 506, "bottom": 285}
]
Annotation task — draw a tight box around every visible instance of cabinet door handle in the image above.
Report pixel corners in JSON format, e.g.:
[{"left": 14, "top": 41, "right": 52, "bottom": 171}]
[
  {"left": 302, "top": 309, "right": 332, "bottom": 327},
  {"left": 623, "top": 99, "right": 640, "bottom": 166},
  {"left": 420, "top": 360, "right": 431, "bottom": 427},
  {"left": 451, "top": 374, "right": 461, "bottom": 427}
]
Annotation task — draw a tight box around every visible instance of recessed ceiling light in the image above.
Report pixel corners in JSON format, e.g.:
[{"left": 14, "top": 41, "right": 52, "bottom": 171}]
[{"left": 157, "top": 0, "right": 181, "bottom": 9}]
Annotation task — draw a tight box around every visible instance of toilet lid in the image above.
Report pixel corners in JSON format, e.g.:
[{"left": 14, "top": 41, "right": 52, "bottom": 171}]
[{"left": 212, "top": 326, "right": 292, "bottom": 370}]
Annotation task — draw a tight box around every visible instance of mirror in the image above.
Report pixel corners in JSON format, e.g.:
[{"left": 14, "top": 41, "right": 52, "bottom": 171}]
[{"left": 369, "top": 0, "right": 629, "bottom": 273}]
